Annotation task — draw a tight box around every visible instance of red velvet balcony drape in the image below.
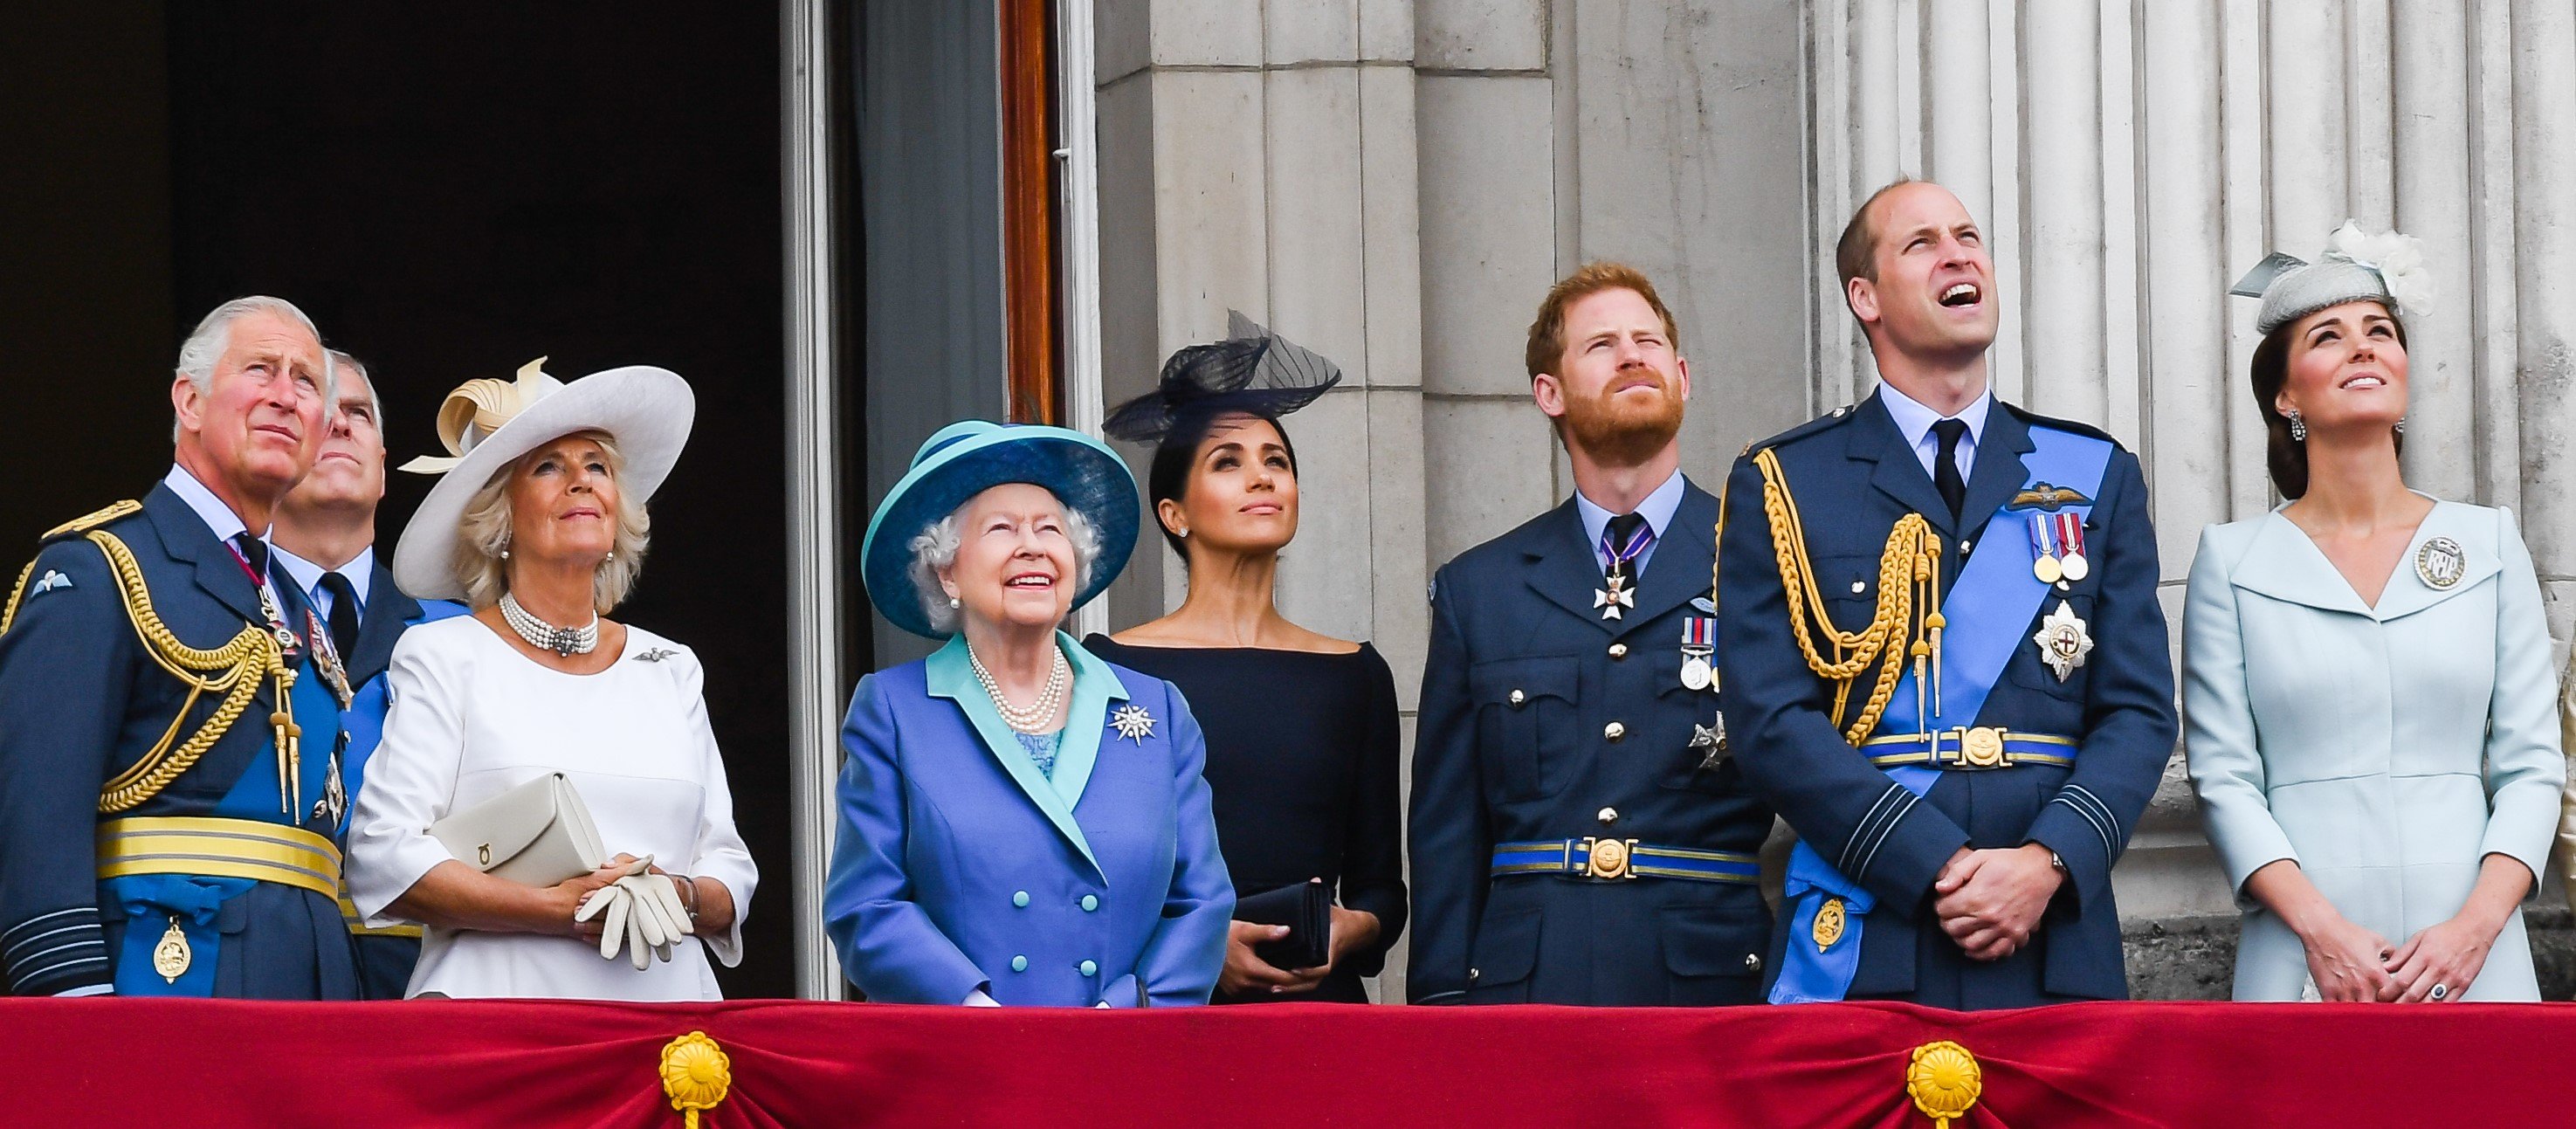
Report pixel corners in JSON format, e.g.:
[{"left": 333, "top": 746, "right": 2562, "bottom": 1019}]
[{"left": 21, "top": 998, "right": 2574, "bottom": 1127}]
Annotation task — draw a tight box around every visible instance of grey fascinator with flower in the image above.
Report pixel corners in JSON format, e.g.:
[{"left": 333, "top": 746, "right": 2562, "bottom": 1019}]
[{"left": 2229, "top": 221, "right": 2438, "bottom": 335}]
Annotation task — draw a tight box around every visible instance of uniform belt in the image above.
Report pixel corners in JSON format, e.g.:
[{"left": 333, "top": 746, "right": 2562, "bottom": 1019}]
[
  {"left": 1491, "top": 839, "right": 1759, "bottom": 884},
  {"left": 95, "top": 816, "right": 341, "bottom": 901},
  {"left": 1861, "top": 726, "right": 2078, "bottom": 771},
  {"left": 340, "top": 892, "right": 423, "bottom": 939}
]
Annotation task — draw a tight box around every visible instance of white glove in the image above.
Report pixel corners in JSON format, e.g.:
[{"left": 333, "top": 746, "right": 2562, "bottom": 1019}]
[{"left": 573, "top": 856, "right": 681, "bottom": 968}]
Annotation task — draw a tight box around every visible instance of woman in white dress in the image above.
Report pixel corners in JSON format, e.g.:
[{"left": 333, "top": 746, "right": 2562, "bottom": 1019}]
[
  {"left": 2186, "top": 226, "right": 2561, "bottom": 1002},
  {"left": 346, "top": 360, "right": 755, "bottom": 1000}
]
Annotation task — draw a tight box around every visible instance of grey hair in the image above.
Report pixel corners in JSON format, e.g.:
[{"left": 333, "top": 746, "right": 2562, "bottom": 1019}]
[
  {"left": 907, "top": 498, "right": 1101, "bottom": 635},
  {"left": 325, "top": 349, "right": 387, "bottom": 430},
  {"left": 451, "top": 430, "right": 652, "bottom": 612},
  {"left": 171, "top": 296, "right": 334, "bottom": 441}
]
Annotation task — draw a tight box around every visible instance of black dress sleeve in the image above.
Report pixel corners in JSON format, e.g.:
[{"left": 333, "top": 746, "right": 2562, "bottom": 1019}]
[{"left": 1335, "top": 644, "right": 1409, "bottom": 975}]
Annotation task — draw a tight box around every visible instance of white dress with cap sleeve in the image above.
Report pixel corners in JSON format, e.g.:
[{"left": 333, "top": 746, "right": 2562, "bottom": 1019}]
[{"left": 346, "top": 616, "right": 759, "bottom": 1001}]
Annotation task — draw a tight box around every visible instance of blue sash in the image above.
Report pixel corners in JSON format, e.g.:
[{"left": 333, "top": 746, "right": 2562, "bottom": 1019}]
[
  {"left": 1769, "top": 425, "right": 2112, "bottom": 1004},
  {"left": 106, "top": 644, "right": 345, "bottom": 997}
]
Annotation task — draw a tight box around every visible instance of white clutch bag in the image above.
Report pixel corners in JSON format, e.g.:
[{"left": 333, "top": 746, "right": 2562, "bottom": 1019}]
[{"left": 428, "top": 772, "right": 606, "bottom": 887}]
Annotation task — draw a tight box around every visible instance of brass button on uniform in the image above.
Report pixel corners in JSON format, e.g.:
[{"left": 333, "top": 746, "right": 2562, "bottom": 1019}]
[
  {"left": 1603, "top": 721, "right": 1626, "bottom": 742},
  {"left": 1468, "top": 967, "right": 1481, "bottom": 981},
  {"left": 1849, "top": 580, "right": 1867, "bottom": 595},
  {"left": 1597, "top": 806, "right": 1619, "bottom": 826},
  {"left": 1508, "top": 689, "right": 1526, "bottom": 707},
  {"left": 1744, "top": 953, "right": 1762, "bottom": 973},
  {"left": 1608, "top": 642, "right": 1629, "bottom": 660}
]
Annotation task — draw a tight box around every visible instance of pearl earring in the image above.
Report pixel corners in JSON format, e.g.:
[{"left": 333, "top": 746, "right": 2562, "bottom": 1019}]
[
  {"left": 948, "top": 595, "right": 961, "bottom": 609},
  {"left": 2286, "top": 410, "right": 2306, "bottom": 442},
  {"left": 499, "top": 548, "right": 511, "bottom": 560}
]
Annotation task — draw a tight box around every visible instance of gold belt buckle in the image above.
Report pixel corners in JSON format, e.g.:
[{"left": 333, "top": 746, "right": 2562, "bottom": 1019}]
[
  {"left": 1950, "top": 726, "right": 2011, "bottom": 768},
  {"left": 1581, "top": 836, "right": 1639, "bottom": 879}
]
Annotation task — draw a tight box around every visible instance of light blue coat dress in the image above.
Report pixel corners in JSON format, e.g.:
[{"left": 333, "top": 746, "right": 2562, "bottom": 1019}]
[
  {"left": 823, "top": 632, "right": 1233, "bottom": 1006},
  {"left": 2182, "top": 499, "right": 2563, "bottom": 1001}
]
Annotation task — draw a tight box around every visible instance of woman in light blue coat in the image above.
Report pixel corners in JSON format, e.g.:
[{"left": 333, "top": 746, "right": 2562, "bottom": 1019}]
[
  {"left": 823, "top": 422, "right": 1233, "bottom": 1006},
  {"left": 2187, "top": 226, "right": 2562, "bottom": 1002}
]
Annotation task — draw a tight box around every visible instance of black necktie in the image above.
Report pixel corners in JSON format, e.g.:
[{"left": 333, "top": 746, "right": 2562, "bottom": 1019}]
[
  {"left": 318, "top": 571, "right": 361, "bottom": 661},
  {"left": 230, "top": 533, "right": 272, "bottom": 583},
  {"left": 1602, "top": 512, "right": 1650, "bottom": 583},
  {"left": 1931, "top": 418, "right": 1969, "bottom": 520}
]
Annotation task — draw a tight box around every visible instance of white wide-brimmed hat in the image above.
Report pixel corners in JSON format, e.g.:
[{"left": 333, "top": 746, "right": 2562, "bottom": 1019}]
[{"left": 391, "top": 357, "right": 695, "bottom": 601}]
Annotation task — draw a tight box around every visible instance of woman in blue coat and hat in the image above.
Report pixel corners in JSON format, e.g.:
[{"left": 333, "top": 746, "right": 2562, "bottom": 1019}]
[{"left": 824, "top": 422, "right": 1234, "bottom": 1006}]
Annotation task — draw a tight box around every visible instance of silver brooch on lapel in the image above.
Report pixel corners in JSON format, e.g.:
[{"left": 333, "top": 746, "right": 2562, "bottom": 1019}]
[
  {"left": 1109, "top": 703, "right": 1156, "bottom": 743},
  {"left": 2033, "top": 600, "right": 2094, "bottom": 682},
  {"left": 634, "top": 647, "right": 678, "bottom": 663},
  {"left": 2415, "top": 536, "right": 2466, "bottom": 590}
]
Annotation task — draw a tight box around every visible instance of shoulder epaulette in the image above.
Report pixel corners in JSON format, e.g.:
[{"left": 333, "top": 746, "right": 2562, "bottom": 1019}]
[
  {"left": 1739, "top": 404, "right": 1860, "bottom": 460},
  {"left": 2001, "top": 402, "right": 2119, "bottom": 445},
  {"left": 42, "top": 499, "right": 141, "bottom": 541}
]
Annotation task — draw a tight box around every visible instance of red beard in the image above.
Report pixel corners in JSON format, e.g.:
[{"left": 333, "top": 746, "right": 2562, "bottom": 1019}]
[{"left": 1563, "top": 371, "right": 1684, "bottom": 465}]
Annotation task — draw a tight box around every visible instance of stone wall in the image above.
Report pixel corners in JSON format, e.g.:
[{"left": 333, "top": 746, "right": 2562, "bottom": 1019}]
[{"left": 1092, "top": 0, "right": 2576, "bottom": 1001}]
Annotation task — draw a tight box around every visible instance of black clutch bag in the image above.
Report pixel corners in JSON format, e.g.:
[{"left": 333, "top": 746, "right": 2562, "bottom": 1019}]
[{"left": 1235, "top": 880, "right": 1333, "bottom": 970}]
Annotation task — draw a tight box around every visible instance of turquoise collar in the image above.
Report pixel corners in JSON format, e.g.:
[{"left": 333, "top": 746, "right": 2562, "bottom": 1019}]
[{"left": 925, "top": 631, "right": 1129, "bottom": 879}]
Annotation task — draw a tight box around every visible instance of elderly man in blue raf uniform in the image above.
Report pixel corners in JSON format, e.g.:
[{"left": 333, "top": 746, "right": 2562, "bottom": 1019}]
[
  {"left": 1717, "top": 179, "right": 2177, "bottom": 1010},
  {"left": 1409, "top": 263, "right": 1773, "bottom": 1006},
  {"left": 0, "top": 296, "right": 361, "bottom": 999},
  {"left": 270, "top": 351, "right": 468, "bottom": 999}
]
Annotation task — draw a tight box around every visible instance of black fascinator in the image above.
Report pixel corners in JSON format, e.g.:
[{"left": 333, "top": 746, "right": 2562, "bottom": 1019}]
[{"left": 1102, "top": 311, "right": 1343, "bottom": 444}]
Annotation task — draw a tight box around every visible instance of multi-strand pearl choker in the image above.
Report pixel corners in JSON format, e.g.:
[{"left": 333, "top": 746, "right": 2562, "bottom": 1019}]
[
  {"left": 968, "top": 644, "right": 1070, "bottom": 733},
  {"left": 499, "top": 591, "right": 600, "bottom": 657}
]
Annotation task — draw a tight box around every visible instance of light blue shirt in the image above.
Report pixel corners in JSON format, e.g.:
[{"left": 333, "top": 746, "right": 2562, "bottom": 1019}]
[
  {"left": 272, "top": 545, "right": 375, "bottom": 622},
  {"left": 1574, "top": 467, "right": 1685, "bottom": 576},
  {"left": 162, "top": 464, "right": 258, "bottom": 547},
  {"left": 1876, "top": 380, "right": 1994, "bottom": 483}
]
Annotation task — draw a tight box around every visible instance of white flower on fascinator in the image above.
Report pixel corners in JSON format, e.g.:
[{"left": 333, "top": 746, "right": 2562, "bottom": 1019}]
[{"left": 2324, "top": 221, "right": 2437, "bottom": 320}]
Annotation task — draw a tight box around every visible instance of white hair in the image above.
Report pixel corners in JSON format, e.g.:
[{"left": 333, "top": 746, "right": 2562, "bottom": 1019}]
[
  {"left": 907, "top": 496, "right": 1101, "bottom": 635},
  {"left": 325, "top": 348, "right": 387, "bottom": 430},
  {"left": 171, "top": 296, "right": 336, "bottom": 441}
]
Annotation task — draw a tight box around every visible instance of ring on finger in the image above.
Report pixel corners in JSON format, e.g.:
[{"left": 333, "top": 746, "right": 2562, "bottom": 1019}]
[{"left": 2429, "top": 983, "right": 2449, "bottom": 1002}]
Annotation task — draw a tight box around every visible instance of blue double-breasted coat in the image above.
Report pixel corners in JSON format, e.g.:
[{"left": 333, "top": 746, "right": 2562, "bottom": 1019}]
[{"left": 823, "top": 633, "right": 1233, "bottom": 1006}]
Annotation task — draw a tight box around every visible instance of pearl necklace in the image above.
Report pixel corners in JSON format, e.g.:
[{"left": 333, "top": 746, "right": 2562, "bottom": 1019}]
[
  {"left": 499, "top": 591, "right": 600, "bottom": 657},
  {"left": 968, "top": 644, "right": 1069, "bottom": 733}
]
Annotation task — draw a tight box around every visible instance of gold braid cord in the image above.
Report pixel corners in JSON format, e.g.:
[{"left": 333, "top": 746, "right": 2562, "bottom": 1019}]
[
  {"left": 78, "top": 530, "right": 290, "bottom": 813},
  {"left": 1753, "top": 448, "right": 1944, "bottom": 745}
]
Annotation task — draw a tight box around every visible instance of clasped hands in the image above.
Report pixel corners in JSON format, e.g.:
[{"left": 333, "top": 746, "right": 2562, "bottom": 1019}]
[
  {"left": 1931, "top": 843, "right": 2063, "bottom": 961},
  {"left": 569, "top": 853, "right": 696, "bottom": 970},
  {"left": 2297, "top": 913, "right": 2496, "bottom": 1004}
]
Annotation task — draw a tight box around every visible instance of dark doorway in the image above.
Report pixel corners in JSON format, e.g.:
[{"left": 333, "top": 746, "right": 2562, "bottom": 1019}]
[{"left": 3, "top": 3, "right": 796, "bottom": 997}]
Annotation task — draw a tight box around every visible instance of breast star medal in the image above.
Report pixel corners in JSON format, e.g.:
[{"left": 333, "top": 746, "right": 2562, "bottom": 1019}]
[
  {"left": 1690, "top": 717, "right": 1730, "bottom": 771},
  {"left": 2415, "top": 536, "right": 2466, "bottom": 590},
  {"left": 2032, "top": 600, "right": 2094, "bottom": 682},
  {"left": 1109, "top": 703, "right": 1156, "bottom": 743},
  {"left": 1594, "top": 574, "right": 1636, "bottom": 620},
  {"left": 153, "top": 915, "right": 191, "bottom": 983}
]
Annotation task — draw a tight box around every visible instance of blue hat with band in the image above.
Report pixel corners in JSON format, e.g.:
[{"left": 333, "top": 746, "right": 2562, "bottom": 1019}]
[{"left": 860, "top": 421, "right": 1140, "bottom": 639}]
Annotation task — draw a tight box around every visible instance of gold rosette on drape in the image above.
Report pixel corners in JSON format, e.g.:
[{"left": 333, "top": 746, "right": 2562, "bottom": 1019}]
[
  {"left": 1905, "top": 1040, "right": 1982, "bottom": 1126},
  {"left": 659, "top": 1030, "right": 732, "bottom": 1127}
]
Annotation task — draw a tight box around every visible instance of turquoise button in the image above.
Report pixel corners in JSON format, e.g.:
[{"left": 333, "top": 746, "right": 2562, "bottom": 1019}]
[
  {"left": 1078, "top": 960, "right": 1098, "bottom": 976},
  {"left": 1079, "top": 894, "right": 1099, "bottom": 912},
  {"left": 1010, "top": 955, "right": 1028, "bottom": 972},
  {"left": 1011, "top": 891, "right": 1030, "bottom": 908}
]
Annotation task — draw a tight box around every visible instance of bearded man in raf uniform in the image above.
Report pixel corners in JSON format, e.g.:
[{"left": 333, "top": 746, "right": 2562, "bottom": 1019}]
[
  {"left": 1717, "top": 180, "right": 2177, "bottom": 1009},
  {"left": 0, "top": 297, "right": 360, "bottom": 999}
]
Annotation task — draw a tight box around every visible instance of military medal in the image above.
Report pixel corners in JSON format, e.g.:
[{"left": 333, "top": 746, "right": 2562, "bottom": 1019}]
[
  {"left": 1690, "top": 717, "right": 1730, "bottom": 770},
  {"left": 2026, "top": 513, "right": 2063, "bottom": 584},
  {"left": 2055, "top": 512, "right": 2090, "bottom": 582},
  {"left": 1813, "top": 896, "right": 1848, "bottom": 952},
  {"left": 1679, "top": 616, "right": 1716, "bottom": 691},
  {"left": 314, "top": 733, "right": 348, "bottom": 827},
  {"left": 1595, "top": 517, "right": 1655, "bottom": 621},
  {"left": 2415, "top": 536, "right": 2466, "bottom": 589},
  {"left": 307, "top": 609, "right": 354, "bottom": 710},
  {"left": 2033, "top": 600, "right": 2094, "bottom": 681},
  {"left": 1593, "top": 575, "right": 1636, "bottom": 620},
  {"left": 153, "top": 915, "right": 191, "bottom": 983}
]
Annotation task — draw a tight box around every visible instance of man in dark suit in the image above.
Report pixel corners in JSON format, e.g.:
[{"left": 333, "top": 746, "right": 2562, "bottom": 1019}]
[
  {"left": 1409, "top": 263, "right": 1774, "bottom": 1006},
  {"left": 0, "top": 297, "right": 360, "bottom": 998},
  {"left": 1716, "top": 179, "right": 2176, "bottom": 1009},
  {"left": 271, "top": 351, "right": 465, "bottom": 999}
]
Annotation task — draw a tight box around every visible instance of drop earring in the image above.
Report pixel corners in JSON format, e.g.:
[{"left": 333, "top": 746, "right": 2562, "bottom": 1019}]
[
  {"left": 2286, "top": 410, "right": 2306, "bottom": 442},
  {"left": 2393, "top": 417, "right": 2407, "bottom": 435},
  {"left": 947, "top": 595, "right": 961, "bottom": 609}
]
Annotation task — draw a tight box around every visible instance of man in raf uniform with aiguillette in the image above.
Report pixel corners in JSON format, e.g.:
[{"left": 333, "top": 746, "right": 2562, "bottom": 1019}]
[
  {"left": 1411, "top": 263, "right": 1773, "bottom": 1006},
  {"left": 0, "top": 297, "right": 360, "bottom": 999},
  {"left": 1718, "top": 180, "right": 2176, "bottom": 1009}
]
